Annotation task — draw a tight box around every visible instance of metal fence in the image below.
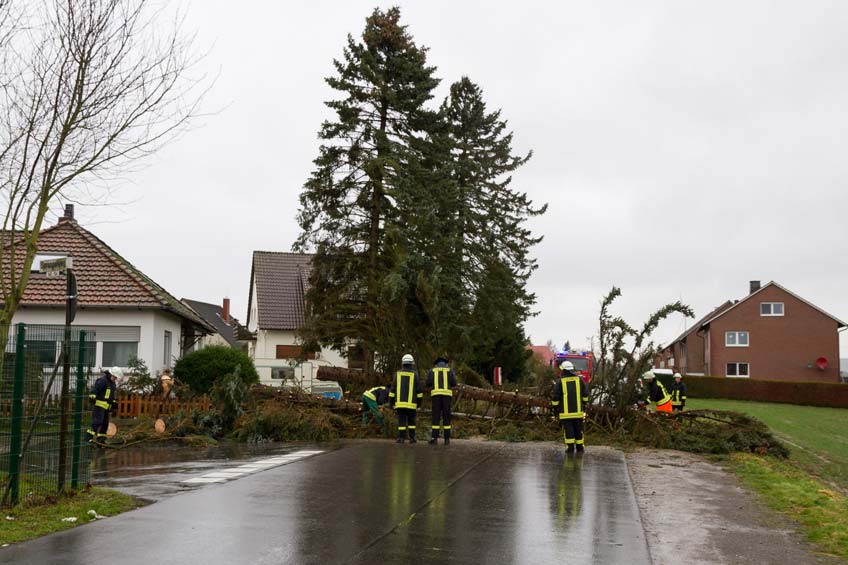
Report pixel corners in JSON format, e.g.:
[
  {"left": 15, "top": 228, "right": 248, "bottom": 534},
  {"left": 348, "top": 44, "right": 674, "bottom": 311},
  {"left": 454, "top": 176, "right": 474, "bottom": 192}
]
[{"left": 1, "top": 324, "right": 96, "bottom": 507}]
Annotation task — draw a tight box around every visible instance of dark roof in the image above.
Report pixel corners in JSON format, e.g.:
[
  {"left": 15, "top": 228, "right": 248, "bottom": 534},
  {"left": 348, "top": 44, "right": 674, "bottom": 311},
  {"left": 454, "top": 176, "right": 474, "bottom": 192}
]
[
  {"left": 2, "top": 219, "right": 213, "bottom": 331},
  {"left": 182, "top": 299, "right": 252, "bottom": 347},
  {"left": 662, "top": 300, "right": 736, "bottom": 351},
  {"left": 699, "top": 281, "right": 846, "bottom": 328},
  {"left": 248, "top": 251, "right": 313, "bottom": 331}
]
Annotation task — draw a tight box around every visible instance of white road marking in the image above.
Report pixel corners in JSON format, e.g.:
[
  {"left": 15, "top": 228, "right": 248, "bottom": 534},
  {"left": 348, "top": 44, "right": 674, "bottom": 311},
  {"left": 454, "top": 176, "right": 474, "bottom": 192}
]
[{"left": 181, "top": 451, "right": 325, "bottom": 484}]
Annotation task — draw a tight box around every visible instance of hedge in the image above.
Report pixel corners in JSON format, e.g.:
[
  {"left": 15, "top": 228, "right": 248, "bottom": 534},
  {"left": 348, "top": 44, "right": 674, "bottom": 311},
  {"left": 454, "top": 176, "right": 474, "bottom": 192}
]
[{"left": 686, "top": 376, "right": 848, "bottom": 408}]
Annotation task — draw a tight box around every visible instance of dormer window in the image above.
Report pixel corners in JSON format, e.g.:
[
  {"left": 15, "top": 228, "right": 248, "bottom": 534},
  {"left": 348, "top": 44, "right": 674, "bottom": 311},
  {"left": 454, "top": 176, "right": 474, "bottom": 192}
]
[
  {"left": 32, "top": 253, "right": 69, "bottom": 273},
  {"left": 760, "top": 302, "right": 784, "bottom": 316}
]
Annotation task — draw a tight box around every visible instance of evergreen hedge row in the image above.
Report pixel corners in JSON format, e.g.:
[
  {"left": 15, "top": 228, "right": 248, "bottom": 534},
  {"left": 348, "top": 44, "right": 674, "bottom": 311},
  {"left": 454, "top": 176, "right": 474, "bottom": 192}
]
[{"left": 686, "top": 376, "right": 848, "bottom": 408}]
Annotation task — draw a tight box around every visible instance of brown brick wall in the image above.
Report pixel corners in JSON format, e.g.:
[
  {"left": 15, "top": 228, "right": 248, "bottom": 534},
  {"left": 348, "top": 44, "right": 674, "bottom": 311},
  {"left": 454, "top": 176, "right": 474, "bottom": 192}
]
[
  {"left": 708, "top": 285, "right": 840, "bottom": 382},
  {"left": 684, "top": 332, "right": 706, "bottom": 374}
]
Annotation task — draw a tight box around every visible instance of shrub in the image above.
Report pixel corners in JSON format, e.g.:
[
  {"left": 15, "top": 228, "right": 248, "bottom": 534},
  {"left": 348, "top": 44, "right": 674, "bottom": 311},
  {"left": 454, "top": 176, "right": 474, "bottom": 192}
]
[
  {"left": 121, "top": 356, "right": 157, "bottom": 395},
  {"left": 174, "top": 345, "right": 258, "bottom": 395}
]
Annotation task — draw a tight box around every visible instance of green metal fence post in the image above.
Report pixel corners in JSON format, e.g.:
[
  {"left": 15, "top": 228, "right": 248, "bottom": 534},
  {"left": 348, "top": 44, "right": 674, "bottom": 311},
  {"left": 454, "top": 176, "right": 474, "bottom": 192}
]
[
  {"left": 8, "top": 323, "right": 26, "bottom": 506},
  {"left": 70, "top": 330, "right": 86, "bottom": 489}
]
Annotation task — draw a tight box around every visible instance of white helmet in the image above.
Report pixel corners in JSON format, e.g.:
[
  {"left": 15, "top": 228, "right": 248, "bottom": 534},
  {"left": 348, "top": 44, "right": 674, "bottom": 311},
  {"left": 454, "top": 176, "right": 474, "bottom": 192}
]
[
  {"left": 401, "top": 354, "right": 414, "bottom": 365},
  {"left": 109, "top": 367, "right": 124, "bottom": 379},
  {"left": 642, "top": 370, "right": 655, "bottom": 380},
  {"left": 673, "top": 372, "right": 682, "bottom": 379},
  {"left": 560, "top": 361, "right": 574, "bottom": 372}
]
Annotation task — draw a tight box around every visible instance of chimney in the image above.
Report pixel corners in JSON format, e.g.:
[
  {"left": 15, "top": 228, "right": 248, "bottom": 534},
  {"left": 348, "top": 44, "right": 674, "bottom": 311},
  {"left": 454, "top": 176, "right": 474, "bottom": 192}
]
[
  {"left": 222, "top": 297, "right": 230, "bottom": 323},
  {"left": 749, "top": 280, "right": 761, "bottom": 294},
  {"left": 63, "top": 204, "right": 75, "bottom": 221}
]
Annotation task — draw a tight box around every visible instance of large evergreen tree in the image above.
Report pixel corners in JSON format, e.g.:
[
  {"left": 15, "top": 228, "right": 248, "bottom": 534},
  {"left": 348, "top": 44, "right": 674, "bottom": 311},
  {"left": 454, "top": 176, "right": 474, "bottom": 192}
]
[{"left": 294, "top": 8, "right": 439, "bottom": 367}]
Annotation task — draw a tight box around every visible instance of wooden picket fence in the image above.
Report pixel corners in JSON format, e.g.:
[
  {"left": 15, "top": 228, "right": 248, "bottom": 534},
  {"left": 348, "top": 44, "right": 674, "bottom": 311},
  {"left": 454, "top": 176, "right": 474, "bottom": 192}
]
[{"left": 114, "top": 394, "right": 212, "bottom": 418}]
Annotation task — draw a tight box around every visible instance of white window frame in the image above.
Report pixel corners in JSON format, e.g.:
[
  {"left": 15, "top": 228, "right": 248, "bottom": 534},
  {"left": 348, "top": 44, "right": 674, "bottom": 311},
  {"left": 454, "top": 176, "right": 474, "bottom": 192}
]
[
  {"left": 760, "top": 302, "right": 784, "bottom": 317},
  {"left": 726, "top": 362, "right": 750, "bottom": 378},
  {"left": 725, "top": 331, "right": 749, "bottom": 347}
]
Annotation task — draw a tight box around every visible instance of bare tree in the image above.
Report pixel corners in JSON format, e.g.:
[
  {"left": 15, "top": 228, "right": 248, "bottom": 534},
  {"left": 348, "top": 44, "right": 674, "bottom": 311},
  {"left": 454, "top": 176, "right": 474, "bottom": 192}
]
[{"left": 0, "top": 0, "right": 208, "bottom": 345}]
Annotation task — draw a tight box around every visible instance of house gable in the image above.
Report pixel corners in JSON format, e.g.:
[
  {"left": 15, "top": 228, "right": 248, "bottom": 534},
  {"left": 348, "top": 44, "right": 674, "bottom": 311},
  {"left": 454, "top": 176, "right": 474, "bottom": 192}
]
[{"left": 703, "top": 283, "right": 841, "bottom": 382}]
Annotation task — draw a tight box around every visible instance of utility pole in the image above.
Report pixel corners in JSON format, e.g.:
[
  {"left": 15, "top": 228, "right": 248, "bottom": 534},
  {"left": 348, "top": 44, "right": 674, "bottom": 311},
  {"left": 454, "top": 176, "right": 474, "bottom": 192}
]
[{"left": 53, "top": 259, "right": 77, "bottom": 491}]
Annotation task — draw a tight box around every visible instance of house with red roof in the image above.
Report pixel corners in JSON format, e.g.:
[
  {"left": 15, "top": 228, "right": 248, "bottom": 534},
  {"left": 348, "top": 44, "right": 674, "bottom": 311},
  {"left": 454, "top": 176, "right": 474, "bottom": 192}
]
[
  {"left": 2, "top": 205, "right": 213, "bottom": 375},
  {"left": 246, "top": 251, "right": 347, "bottom": 388}
]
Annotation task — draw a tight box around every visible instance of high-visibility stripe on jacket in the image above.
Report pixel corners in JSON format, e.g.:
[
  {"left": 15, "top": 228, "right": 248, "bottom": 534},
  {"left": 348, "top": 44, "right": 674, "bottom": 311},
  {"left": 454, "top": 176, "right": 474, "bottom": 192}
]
[
  {"left": 364, "top": 386, "right": 388, "bottom": 404},
  {"left": 427, "top": 366, "right": 457, "bottom": 397},
  {"left": 551, "top": 375, "right": 589, "bottom": 419},
  {"left": 389, "top": 370, "right": 421, "bottom": 409},
  {"left": 649, "top": 380, "right": 672, "bottom": 407},
  {"left": 671, "top": 382, "right": 687, "bottom": 406},
  {"left": 90, "top": 374, "right": 116, "bottom": 411}
]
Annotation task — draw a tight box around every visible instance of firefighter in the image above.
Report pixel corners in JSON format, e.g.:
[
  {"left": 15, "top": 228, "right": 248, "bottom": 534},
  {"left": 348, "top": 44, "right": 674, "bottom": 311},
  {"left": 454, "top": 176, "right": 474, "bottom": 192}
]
[
  {"left": 551, "top": 361, "right": 589, "bottom": 454},
  {"left": 671, "top": 372, "right": 687, "bottom": 411},
  {"left": 642, "top": 371, "right": 673, "bottom": 413},
  {"left": 389, "top": 354, "right": 423, "bottom": 444},
  {"left": 87, "top": 367, "right": 120, "bottom": 446},
  {"left": 427, "top": 355, "right": 457, "bottom": 445},
  {"left": 361, "top": 384, "right": 389, "bottom": 425}
]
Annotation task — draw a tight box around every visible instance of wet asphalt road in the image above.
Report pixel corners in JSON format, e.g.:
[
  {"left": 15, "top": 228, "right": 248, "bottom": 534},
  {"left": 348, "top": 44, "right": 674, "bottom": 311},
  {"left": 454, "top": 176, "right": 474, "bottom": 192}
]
[{"left": 1, "top": 441, "right": 650, "bottom": 564}]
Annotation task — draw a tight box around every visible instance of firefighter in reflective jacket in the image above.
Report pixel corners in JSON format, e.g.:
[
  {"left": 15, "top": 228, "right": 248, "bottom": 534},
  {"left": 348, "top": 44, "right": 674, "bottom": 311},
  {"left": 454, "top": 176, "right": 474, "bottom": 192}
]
[
  {"left": 671, "top": 372, "right": 687, "bottom": 412},
  {"left": 642, "top": 371, "right": 673, "bottom": 413},
  {"left": 87, "top": 367, "right": 120, "bottom": 445},
  {"left": 361, "top": 385, "right": 389, "bottom": 425},
  {"left": 389, "top": 354, "right": 423, "bottom": 444},
  {"left": 427, "top": 355, "right": 457, "bottom": 445},
  {"left": 551, "top": 361, "right": 589, "bottom": 453}
]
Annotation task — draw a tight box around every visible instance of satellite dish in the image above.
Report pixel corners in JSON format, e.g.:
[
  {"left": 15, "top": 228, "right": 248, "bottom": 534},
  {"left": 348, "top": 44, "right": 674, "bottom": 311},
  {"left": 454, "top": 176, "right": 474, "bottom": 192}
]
[
  {"left": 106, "top": 422, "right": 117, "bottom": 437},
  {"left": 815, "top": 357, "right": 828, "bottom": 370},
  {"left": 154, "top": 418, "right": 166, "bottom": 433}
]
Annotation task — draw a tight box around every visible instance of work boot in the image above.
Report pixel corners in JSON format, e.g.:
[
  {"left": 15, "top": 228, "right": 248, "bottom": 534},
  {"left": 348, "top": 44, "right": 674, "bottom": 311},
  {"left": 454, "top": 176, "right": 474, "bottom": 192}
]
[
  {"left": 408, "top": 429, "right": 417, "bottom": 444},
  {"left": 576, "top": 445, "right": 584, "bottom": 454},
  {"left": 444, "top": 429, "right": 451, "bottom": 446},
  {"left": 566, "top": 444, "right": 575, "bottom": 454},
  {"left": 428, "top": 432, "right": 438, "bottom": 445},
  {"left": 396, "top": 435, "right": 405, "bottom": 444}
]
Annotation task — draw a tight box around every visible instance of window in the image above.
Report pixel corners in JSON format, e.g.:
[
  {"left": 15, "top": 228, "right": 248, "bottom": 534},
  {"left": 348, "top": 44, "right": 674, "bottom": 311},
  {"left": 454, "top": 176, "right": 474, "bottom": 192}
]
[
  {"left": 275, "top": 345, "right": 316, "bottom": 360},
  {"left": 70, "top": 341, "right": 96, "bottom": 367},
  {"left": 163, "top": 331, "right": 172, "bottom": 367},
  {"left": 760, "top": 302, "right": 784, "bottom": 316},
  {"left": 726, "top": 362, "right": 750, "bottom": 378},
  {"left": 725, "top": 331, "right": 749, "bottom": 347},
  {"left": 26, "top": 341, "right": 59, "bottom": 366},
  {"left": 271, "top": 367, "right": 294, "bottom": 380},
  {"left": 102, "top": 342, "right": 138, "bottom": 367},
  {"left": 31, "top": 253, "right": 68, "bottom": 272}
]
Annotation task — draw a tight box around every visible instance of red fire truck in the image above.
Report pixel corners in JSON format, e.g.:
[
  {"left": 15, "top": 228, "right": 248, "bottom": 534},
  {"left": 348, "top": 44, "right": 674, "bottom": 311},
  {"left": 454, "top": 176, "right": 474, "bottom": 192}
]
[{"left": 552, "top": 350, "right": 594, "bottom": 383}]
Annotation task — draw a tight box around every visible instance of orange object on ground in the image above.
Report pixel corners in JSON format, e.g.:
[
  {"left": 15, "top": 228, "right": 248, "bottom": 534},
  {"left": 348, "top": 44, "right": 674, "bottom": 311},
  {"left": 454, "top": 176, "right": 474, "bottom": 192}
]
[{"left": 656, "top": 402, "right": 673, "bottom": 413}]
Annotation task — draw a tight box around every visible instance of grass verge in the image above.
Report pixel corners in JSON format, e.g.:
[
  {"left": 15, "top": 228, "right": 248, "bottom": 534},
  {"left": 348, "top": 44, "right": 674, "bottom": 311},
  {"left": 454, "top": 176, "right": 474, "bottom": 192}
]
[
  {"left": 1, "top": 487, "right": 142, "bottom": 546},
  {"left": 687, "top": 398, "right": 848, "bottom": 490},
  {"left": 729, "top": 453, "right": 848, "bottom": 559}
]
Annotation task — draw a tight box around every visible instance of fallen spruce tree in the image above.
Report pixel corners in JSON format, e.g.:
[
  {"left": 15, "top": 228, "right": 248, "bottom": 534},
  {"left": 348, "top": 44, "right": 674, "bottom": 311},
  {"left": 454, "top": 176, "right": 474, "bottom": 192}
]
[{"left": 316, "top": 367, "right": 787, "bottom": 456}]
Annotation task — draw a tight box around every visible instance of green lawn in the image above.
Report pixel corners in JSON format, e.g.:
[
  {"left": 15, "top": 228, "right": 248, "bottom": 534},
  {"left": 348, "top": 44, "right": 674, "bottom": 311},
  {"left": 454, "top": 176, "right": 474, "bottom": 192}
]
[{"left": 687, "top": 398, "right": 848, "bottom": 489}]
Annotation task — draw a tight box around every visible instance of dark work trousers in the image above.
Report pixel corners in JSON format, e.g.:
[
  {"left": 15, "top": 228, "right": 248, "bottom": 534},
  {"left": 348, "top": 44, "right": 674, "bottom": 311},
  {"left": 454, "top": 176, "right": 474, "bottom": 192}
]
[
  {"left": 88, "top": 406, "right": 110, "bottom": 441},
  {"left": 431, "top": 396, "right": 452, "bottom": 437},
  {"left": 397, "top": 408, "right": 417, "bottom": 439},
  {"left": 561, "top": 418, "right": 584, "bottom": 446}
]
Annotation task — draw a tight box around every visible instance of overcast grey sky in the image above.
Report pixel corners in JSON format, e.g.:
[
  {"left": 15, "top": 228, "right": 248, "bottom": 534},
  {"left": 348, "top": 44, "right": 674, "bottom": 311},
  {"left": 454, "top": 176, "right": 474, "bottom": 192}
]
[{"left": 70, "top": 1, "right": 848, "bottom": 358}]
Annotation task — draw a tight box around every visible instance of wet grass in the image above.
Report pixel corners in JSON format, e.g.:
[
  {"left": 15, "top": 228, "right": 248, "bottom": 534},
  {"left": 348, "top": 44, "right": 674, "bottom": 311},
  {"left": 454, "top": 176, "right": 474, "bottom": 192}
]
[
  {"left": 0, "top": 487, "right": 142, "bottom": 546},
  {"left": 687, "top": 399, "right": 848, "bottom": 490},
  {"left": 730, "top": 453, "right": 848, "bottom": 560}
]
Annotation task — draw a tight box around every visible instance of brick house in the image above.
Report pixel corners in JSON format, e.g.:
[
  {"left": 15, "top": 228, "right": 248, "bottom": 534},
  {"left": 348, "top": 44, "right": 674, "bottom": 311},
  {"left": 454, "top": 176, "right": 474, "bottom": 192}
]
[{"left": 657, "top": 281, "right": 845, "bottom": 382}]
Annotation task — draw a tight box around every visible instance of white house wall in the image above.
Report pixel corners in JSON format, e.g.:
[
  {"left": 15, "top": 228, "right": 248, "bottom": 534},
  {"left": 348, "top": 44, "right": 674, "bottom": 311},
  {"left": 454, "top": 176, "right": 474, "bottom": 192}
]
[
  {"left": 10, "top": 308, "right": 186, "bottom": 375},
  {"left": 252, "top": 329, "right": 347, "bottom": 388}
]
